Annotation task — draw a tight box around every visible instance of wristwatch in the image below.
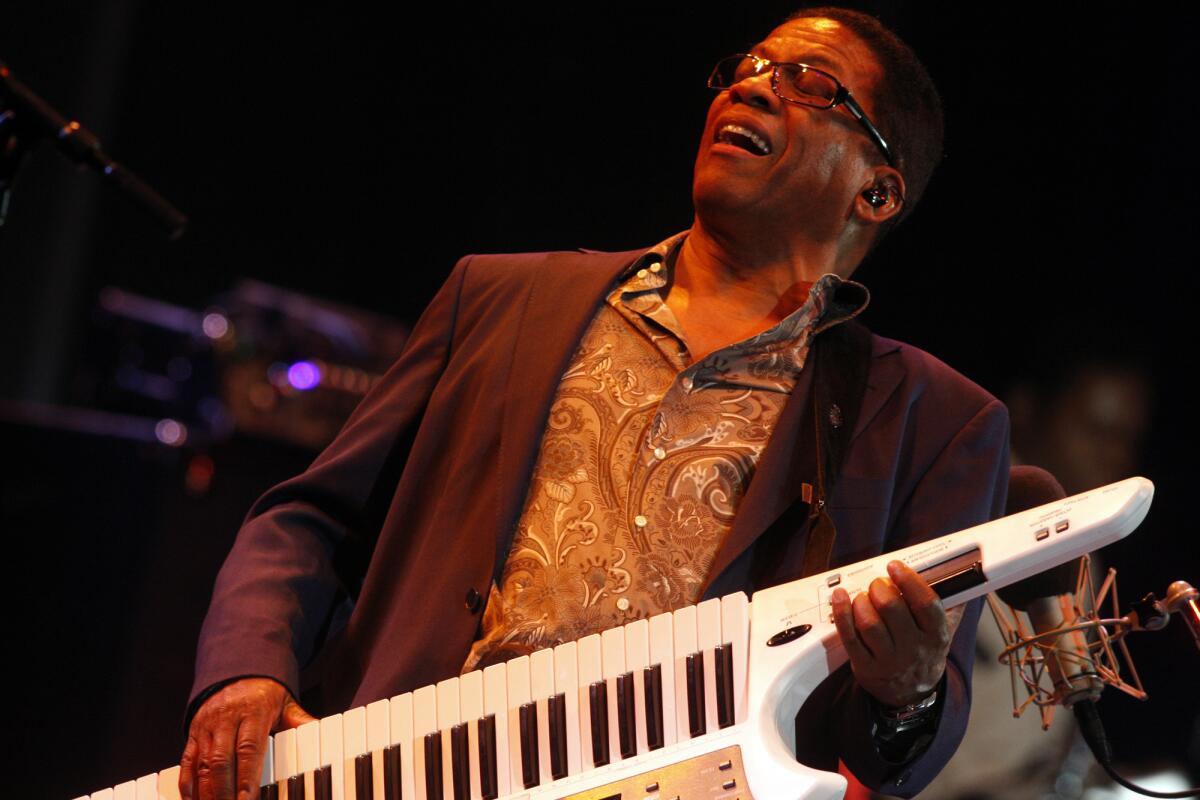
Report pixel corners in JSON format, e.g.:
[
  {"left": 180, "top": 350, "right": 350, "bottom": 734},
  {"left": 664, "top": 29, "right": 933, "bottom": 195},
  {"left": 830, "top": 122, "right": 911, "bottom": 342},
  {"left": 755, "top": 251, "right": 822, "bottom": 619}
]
[
  {"left": 877, "top": 689, "right": 939, "bottom": 733},
  {"left": 871, "top": 688, "right": 941, "bottom": 763}
]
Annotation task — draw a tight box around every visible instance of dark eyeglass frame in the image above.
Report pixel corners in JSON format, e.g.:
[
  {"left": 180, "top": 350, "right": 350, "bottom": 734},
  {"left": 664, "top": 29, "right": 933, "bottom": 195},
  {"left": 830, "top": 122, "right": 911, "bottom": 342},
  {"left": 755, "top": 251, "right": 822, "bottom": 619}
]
[{"left": 708, "top": 54, "right": 896, "bottom": 168}]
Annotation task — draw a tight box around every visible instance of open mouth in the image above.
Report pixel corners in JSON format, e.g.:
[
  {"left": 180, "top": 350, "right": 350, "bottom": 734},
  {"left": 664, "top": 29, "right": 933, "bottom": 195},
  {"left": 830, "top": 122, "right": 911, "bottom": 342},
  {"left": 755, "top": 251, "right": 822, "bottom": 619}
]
[{"left": 715, "top": 123, "right": 771, "bottom": 156}]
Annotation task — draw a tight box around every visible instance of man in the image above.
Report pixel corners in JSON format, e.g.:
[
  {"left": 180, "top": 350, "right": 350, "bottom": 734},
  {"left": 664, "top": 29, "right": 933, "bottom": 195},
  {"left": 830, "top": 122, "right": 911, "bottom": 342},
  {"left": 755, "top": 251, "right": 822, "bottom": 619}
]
[{"left": 181, "top": 8, "right": 1009, "bottom": 800}]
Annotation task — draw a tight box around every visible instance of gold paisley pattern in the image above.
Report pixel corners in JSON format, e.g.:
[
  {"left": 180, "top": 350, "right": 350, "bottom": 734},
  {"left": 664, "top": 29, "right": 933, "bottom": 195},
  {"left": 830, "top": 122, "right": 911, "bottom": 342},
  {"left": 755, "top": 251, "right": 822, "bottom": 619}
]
[{"left": 464, "top": 234, "right": 867, "bottom": 672}]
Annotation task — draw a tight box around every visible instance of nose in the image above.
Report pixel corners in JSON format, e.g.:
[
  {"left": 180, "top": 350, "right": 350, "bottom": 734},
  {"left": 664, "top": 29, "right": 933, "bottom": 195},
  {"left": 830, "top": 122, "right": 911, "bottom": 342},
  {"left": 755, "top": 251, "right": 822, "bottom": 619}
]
[{"left": 728, "top": 70, "right": 780, "bottom": 112}]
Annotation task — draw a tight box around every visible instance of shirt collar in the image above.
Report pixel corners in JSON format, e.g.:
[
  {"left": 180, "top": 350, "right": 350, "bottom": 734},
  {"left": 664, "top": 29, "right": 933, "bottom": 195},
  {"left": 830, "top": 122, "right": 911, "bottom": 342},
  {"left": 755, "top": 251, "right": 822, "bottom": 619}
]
[{"left": 614, "top": 231, "right": 870, "bottom": 336}]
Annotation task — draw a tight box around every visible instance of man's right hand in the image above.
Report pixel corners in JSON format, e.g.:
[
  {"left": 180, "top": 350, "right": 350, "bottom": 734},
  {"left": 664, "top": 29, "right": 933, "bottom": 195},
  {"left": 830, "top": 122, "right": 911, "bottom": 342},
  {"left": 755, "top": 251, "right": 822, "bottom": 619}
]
[{"left": 179, "top": 677, "right": 317, "bottom": 800}]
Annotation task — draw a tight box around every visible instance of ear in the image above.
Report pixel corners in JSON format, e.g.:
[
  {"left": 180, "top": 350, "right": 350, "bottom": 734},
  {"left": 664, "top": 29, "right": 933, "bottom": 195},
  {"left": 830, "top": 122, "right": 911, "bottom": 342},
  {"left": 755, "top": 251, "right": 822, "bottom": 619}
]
[{"left": 852, "top": 166, "right": 907, "bottom": 226}]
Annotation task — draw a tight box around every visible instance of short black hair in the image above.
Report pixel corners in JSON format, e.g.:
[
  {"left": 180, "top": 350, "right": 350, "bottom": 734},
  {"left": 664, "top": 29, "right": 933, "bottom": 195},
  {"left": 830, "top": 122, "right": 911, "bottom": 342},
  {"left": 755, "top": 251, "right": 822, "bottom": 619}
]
[{"left": 786, "top": 7, "right": 944, "bottom": 227}]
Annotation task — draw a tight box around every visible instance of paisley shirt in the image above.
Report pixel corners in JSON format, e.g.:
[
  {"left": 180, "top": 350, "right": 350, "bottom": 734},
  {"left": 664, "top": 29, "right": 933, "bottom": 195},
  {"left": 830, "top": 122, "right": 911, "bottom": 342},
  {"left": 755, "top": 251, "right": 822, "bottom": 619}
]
[{"left": 463, "top": 234, "right": 868, "bottom": 671}]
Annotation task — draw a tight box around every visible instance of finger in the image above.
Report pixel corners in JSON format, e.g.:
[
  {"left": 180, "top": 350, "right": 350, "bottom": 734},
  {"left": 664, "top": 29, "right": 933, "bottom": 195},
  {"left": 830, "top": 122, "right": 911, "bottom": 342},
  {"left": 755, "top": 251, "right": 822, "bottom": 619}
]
[
  {"left": 280, "top": 695, "right": 318, "bottom": 729},
  {"left": 831, "top": 587, "right": 875, "bottom": 664},
  {"left": 887, "top": 560, "right": 946, "bottom": 636},
  {"left": 196, "top": 717, "right": 237, "bottom": 800},
  {"left": 946, "top": 603, "right": 966, "bottom": 635},
  {"left": 852, "top": 588, "right": 894, "bottom": 658},
  {"left": 179, "top": 736, "right": 198, "bottom": 800},
  {"left": 868, "top": 576, "right": 921, "bottom": 647},
  {"left": 234, "top": 715, "right": 272, "bottom": 800}
]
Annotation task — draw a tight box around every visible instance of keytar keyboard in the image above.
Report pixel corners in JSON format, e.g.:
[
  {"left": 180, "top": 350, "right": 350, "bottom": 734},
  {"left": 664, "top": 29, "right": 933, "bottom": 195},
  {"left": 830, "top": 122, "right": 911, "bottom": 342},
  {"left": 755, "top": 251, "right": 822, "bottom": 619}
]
[{"left": 77, "top": 477, "right": 1154, "bottom": 800}]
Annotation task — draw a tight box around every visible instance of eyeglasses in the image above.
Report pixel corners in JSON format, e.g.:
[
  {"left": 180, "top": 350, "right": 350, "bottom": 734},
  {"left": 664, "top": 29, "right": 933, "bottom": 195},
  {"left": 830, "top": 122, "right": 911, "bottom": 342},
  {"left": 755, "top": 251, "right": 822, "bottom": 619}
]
[{"left": 708, "top": 54, "right": 895, "bottom": 167}]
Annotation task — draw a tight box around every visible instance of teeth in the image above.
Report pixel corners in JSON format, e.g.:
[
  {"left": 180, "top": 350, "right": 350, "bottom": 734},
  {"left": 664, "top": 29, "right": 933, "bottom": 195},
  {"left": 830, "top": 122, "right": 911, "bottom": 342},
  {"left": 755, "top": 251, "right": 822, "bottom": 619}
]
[{"left": 718, "top": 124, "right": 770, "bottom": 155}]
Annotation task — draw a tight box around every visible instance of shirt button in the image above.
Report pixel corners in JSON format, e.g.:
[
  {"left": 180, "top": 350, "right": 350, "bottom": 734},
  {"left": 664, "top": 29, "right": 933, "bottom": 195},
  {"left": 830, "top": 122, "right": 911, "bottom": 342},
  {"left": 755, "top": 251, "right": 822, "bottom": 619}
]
[
  {"left": 616, "top": 597, "right": 630, "bottom": 611},
  {"left": 634, "top": 514, "right": 648, "bottom": 528},
  {"left": 653, "top": 446, "right": 666, "bottom": 460},
  {"left": 637, "top": 268, "right": 649, "bottom": 279},
  {"left": 681, "top": 376, "right": 693, "bottom": 390}
]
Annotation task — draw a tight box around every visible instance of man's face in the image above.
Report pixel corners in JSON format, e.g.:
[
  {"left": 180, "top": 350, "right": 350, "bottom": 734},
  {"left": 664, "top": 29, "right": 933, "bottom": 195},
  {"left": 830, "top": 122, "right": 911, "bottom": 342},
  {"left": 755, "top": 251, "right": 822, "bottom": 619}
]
[{"left": 693, "top": 17, "right": 887, "bottom": 232}]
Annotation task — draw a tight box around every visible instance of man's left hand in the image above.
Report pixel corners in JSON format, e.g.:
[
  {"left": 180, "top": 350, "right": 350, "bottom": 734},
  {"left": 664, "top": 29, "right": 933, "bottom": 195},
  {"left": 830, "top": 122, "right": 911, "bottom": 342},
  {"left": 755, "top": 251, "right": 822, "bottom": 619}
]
[{"left": 830, "top": 560, "right": 965, "bottom": 708}]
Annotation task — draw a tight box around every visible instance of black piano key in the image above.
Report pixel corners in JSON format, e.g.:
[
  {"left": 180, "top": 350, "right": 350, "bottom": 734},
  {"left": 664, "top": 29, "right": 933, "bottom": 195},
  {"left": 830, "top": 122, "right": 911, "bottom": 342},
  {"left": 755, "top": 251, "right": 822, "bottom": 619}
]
[
  {"left": 715, "top": 642, "right": 735, "bottom": 729},
  {"left": 288, "top": 774, "right": 306, "bottom": 800},
  {"left": 314, "top": 765, "right": 333, "bottom": 800},
  {"left": 478, "top": 714, "right": 499, "bottom": 800},
  {"left": 588, "top": 680, "right": 610, "bottom": 767},
  {"left": 259, "top": 784, "right": 279, "bottom": 800},
  {"left": 354, "top": 752, "right": 373, "bottom": 800},
  {"left": 547, "top": 692, "right": 568, "bottom": 780},
  {"left": 686, "top": 651, "right": 707, "bottom": 738},
  {"left": 616, "top": 672, "right": 636, "bottom": 759},
  {"left": 451, "top": 722, "right": 470, "bottom": 800},
  {"left": 424, "top": 732, "right": 444, "bottom": 800},
  {"left": 518, "top": 701, "right": 540, "bottom": 788},
  {"left": 384, "top": 742, "right": 403, "bottom": 800},
  {"left": 643, "top": 663, "right": 664, "bottom": 750}
]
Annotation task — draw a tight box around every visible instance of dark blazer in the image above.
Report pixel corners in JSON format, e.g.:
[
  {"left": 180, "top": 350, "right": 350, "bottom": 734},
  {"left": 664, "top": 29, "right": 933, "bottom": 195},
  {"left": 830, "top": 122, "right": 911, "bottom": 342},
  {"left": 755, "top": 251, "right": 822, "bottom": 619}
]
[{"left": 192, "top": 248, "right": 1009, "bottom": 796}]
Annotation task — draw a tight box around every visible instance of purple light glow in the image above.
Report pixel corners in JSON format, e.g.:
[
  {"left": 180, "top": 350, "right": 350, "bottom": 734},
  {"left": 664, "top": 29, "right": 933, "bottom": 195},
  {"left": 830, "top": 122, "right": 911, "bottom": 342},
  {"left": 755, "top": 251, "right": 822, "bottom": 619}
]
[
  {"left": 287, "top": 361, "right": 322, "bottom": 391},
  {"left": 155, "top": 418, "right": 188, "bottom": 446},
  {"left": 202, "top": 312, "right": 230, "bottom": 339}
]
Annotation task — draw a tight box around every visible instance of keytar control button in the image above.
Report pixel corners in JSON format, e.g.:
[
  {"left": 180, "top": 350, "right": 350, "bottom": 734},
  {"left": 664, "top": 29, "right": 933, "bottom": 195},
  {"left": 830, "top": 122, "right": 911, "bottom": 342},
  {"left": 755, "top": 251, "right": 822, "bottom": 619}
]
[{"left": 766, "top": 624, "right": 811, "bottom": 647}]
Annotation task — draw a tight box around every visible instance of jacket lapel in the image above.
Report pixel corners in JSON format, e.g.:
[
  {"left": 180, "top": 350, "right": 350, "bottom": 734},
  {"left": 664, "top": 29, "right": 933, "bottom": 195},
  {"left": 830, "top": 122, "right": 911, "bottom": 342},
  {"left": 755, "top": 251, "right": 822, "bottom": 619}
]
[
  {"left": 850, "top": 335, "right": 902, "bottom": 441},
  {"left": 493, "top": 249, "right": 643, "bottom": 577}
]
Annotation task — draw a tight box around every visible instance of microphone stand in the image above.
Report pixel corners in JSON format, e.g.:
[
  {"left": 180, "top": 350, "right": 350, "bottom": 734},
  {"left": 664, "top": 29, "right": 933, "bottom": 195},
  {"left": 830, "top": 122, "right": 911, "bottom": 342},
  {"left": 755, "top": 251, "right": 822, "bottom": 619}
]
[
  {"left": 994, "top": 571, "right": 1200, "bottom": 797},
  {"left": 0, "top": 60, "right": 187, "bottom": 239}
]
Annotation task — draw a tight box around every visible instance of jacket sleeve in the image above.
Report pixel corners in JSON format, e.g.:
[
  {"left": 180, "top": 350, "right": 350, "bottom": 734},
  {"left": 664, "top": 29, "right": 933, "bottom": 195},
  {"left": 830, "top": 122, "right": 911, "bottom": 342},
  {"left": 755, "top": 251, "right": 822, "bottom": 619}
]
[
  {"left": 188, "top": 256, "right": 473, "bottom": 712},
  {"left": 835, "top": 397, "right": 1010, "bottom": 797}
]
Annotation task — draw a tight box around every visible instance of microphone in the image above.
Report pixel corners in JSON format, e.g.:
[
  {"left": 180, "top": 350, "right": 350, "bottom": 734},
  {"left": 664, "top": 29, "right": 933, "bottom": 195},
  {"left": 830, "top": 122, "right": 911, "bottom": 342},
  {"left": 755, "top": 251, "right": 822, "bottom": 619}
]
[
  {"left": 0, "top": 61, "right": 187, "bottom": 238},
  {"left": 995, "top": 466, "right": 1103, "bottom": 706},
  {"left": 995, "top": 472, "right": 1200, "bottom": 795}
]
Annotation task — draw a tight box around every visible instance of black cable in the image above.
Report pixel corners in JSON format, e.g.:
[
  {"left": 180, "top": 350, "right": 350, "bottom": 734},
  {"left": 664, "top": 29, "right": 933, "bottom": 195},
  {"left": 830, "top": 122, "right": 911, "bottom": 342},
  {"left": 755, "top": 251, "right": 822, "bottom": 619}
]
[{"left": 1074, "top": 701, "right": 1200, "bottom": 798}]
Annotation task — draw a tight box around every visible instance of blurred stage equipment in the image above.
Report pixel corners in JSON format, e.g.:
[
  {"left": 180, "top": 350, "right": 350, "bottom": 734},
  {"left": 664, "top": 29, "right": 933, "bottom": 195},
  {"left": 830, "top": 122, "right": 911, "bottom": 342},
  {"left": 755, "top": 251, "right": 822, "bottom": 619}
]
[
  {"left": 987, "top": 468, "right": 1200, "bottom": 798},
  {"left": 85, "top": 280, "right": 409, "bottom": 450},
  {"left": 0, "top": 279, "right": 409, "bottom": 795},
  {"left": 0, "top": 60, "right": 186, "bottom": 237}
]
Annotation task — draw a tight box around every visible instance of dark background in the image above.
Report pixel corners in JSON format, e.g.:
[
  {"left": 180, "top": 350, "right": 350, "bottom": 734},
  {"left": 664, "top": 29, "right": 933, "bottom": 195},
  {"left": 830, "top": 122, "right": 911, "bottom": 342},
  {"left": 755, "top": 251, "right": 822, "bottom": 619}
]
[{"left": 2, "top": 2, "right": 1197, "bottom": 797}]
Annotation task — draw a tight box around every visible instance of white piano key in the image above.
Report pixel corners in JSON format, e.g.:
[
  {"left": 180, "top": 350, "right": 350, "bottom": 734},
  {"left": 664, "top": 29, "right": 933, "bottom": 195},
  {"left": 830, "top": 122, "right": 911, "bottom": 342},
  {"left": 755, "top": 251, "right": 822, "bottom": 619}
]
[
  {"left": 697, "top": 597, "right": 723, "bottom": 735},
  {"left": 114, "top": 779, "right": 137, "bottom": 800},
  {"left": 276, "top": 728, "right": 298, "bottom": 800},
  {"left": 721, "top": 591, "right": 751, "bottom": 724},
  {"left": 483, "top": 663, "right": 511, "bottom": 798},
  {"left": 320, "top": 713, "right": 346, "bottom": 800},
  {"left": 575, "top": 633, "right": 602, "bottom": 769},
  {"left": 459, "top": 670, "right": 484, "bottom": 800},
  {"left": 134, "top": 773, "right": 156, "bottom": 800},
  {"left": 505, "top": 654, "right": 532, "bottom": 790},
  {"left": 529, "top": 647, "right": 555, "bottom": 785},
  {"left": 262, "top": 736, "right": 276, "bottom": 794},
  {"left": 648, "top": 610, "right": 676, "bottom": 747},
  {"left": 624, "top": 618, "right": 650, "bottom": 755},
  {"left": 157, "top": 765, "right": 182, "bottom": 800},
  {"left": 437, "top": 677, "right": 462, "bottom": 798},
  {"left": 343, "top": 705, "right": 367, "bottom": 800},
  {"left": 600, "top": 626, "right": 626, "bottom": 760},
  {"left": 672, "top": 604, "right": 698, "bottom": 739},
  {"left": 91, "top": 790, "right": 114, "bottom": 800},
  {"left": 388, "top": 693, "right": 415, "bottom": 800},
  {"left": 367, "top": 699, "right": 390, "bottom": 800},
  {"left": 298, "top": 719, "right": 321, "bottom": 799},
  {"left": 413, "top": 683, "right": 438, "bottom": 800},
  {"left": 553, "top": 640, "right": 582, "bottom": 778}
]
